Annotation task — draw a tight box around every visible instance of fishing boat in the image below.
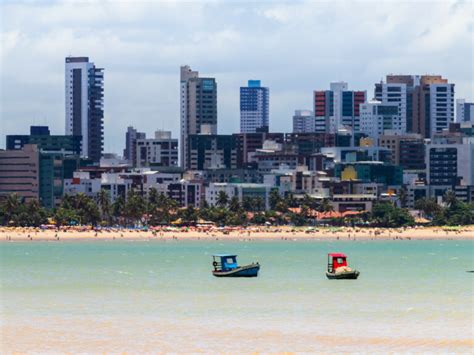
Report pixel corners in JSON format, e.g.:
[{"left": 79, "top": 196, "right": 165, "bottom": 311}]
[
  {"left": 212, "top": 254, "right": 260, "bottom": 277},
  {"left": 326, "top": 253, "right": 360, "bottom": 279}
]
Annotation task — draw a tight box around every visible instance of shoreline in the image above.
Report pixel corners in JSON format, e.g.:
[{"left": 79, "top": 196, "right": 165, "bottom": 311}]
[{"left": 1, "top": 225, "right": 473, "bottom": 242}]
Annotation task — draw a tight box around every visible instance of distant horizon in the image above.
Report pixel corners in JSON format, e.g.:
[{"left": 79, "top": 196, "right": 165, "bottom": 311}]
[{"left": 1, "top": 0, "right": 472, "bottom": 154}]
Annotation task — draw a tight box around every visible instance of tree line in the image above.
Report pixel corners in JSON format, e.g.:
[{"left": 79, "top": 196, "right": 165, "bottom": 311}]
[{"left": 0, "top": 189, "right": 472, "bottom": 228}]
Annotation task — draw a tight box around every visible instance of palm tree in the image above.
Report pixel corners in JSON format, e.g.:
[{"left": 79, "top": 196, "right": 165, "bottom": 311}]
[
  {"left": 216, "top": 191, "right": 229, "bottom": 208},
  {"left": 112, "top": 195, "right": 126, "bottom": 225},
  {"left": 253, "top": 197, "right": 265, "bottom": 212},
  {"left": 443, "top": 190, "right": 457, "bottom": 207},
  {"left": 97, "top": 189, "right": 111, "bottom": 224},
  {"left": 269, "top": 189, "right": 282, "bottom": 210},
  {"left": 398, "top": 187, "right": 408, "bottom": 208},
  {"left": 2, "top": 193, "right": 21, "bottom": 223},
  {"left": 414, "top": 197, "right": 440, "bottom": 218},
  {"left": 318, "top": 198, "right": 333, "bottom": 212},
  {"left": 228, "top": 196, "right": 241, "bottom": 212}
]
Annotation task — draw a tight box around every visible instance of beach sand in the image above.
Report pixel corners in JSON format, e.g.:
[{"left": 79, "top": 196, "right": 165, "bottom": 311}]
[{"left": 1, "top": 225, "right": 473, "bottom": 242}]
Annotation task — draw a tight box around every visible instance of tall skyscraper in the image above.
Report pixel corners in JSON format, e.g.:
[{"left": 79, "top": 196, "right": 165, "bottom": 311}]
[
  {"left": 240, "top": 80, "right": 269, "bottom": 133},
  {"left": 123, "top": 126, "right": 146, "bottom": 166},
  {"left": 180, "top": 65, "right": 217, "bottom": 169},
  {"left": 65, "top": 56, "right": 104, "bottom": 162},
  {"left": 374, "top": 75, "right": 454, "bottom": 138},
  {"left": 314, "top": 82, "right": 366, "bottom": 133}
]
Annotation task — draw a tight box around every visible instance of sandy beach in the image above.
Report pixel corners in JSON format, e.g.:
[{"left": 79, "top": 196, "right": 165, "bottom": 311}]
[{"left": 1, "top": 225, "right": 473, "bottom": 242}]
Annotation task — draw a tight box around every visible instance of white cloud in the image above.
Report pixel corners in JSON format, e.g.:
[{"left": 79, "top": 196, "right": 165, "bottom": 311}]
[{"left": 0, "top": 0, "right": 472, "bottom": 151}]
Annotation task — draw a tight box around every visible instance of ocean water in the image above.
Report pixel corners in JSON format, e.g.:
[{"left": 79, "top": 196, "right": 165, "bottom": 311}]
[{"left": 1, "top": 239, "right": 473, "bottom": 352}]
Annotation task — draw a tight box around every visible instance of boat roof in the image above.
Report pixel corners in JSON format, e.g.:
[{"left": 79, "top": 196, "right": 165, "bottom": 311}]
[
  {"left": 213, "top": 254, "right": 237, "bottom": 257},
  {"left": 329, "top": 253, "right": 347, "bottom": 257}
]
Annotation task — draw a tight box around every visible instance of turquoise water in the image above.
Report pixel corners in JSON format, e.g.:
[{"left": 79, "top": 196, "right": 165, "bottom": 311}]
[{"left": 1, "top": 239, "right": 473, "bottom": 352}]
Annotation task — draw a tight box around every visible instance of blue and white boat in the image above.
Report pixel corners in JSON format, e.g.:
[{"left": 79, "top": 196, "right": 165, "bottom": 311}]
[{"left": 212, "top": 254, "right": 260, "bottom": 277}]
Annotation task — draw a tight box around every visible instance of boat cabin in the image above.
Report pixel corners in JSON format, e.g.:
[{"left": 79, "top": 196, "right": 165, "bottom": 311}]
[
  {"left": 327, "top": 253, "right": 348, "bottom": 273},
  {"left": 213, "top": 254, "right": 239, "bottom": 271}
]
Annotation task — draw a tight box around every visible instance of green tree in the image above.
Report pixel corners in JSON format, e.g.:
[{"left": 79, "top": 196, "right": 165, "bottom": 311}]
[
  {"left": 97, "top": 189, "right": 111, "bottom": 224},
  {"left": 112, "top": 195, "right": 126, "bottom": 224},
  {"left": 228, "top": 196, "right": 241, "bottom": 212},
  {"left": 318, "top": 198, "right": 333, "bottom": 212},
  {"left": 370, "top": 202, "right": 414, "bottom": 227},
  {"left": 179, "top": 205, "right": 198, "bottom": 225},
  {"left": 216, "top": 191, "right": 229, "bottom": 208},
  {"left": 398, "top": 187, "right": 408, "bottom": 208},
  {"left": 443, "top": 190, "right": 458, "bottom": 207},
  {"left": 414, "top": 197, "right": 441, "bottom": 218},
  {"left": 124, "top": 191, "right": 146, "bottom": 226},
  {"left": 269, "top": 189, "right": 282, "bottom": 210}
]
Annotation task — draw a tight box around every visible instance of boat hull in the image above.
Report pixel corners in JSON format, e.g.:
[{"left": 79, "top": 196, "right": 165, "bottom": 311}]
[
  {"left": 326, "top": 270, "right": 360, "bottom": 279},
  {"left": 213, "top": 263, "right": 260, "bottom": 277}
]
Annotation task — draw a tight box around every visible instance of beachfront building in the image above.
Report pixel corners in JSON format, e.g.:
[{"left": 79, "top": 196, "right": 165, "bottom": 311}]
[
  {"left": 205, "top": 182, "right": 273, "bottom": 210},
  {"left": 135, "top": 131, "right": 179, "bottom": 168},
  {"left": 0, "top": 144, "right": 40, "bottom": 202},
  {"left": 65, "top": 56, "right": 104, "bottom": 162},
  {"left": 263, "top": 165, "right": 330, "bottom": 197},
  {"left": 330, "top": 194, "right": 377, "bottom": 212},
  {"left": 240, "top": 80, "right": 269, "bottom": 133},
  {"left": 167, "top": 179, "right": 204, "bottom": 208},
  {"left": 180, "top": 65, "right": 217, "bottom": 169}
]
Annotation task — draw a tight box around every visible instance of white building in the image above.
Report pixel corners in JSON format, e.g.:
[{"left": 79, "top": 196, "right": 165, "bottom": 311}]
[
  {"left": 429, "top": 84, "right": 455, "bottom": 136},
  {"left": 64, "top": 172, "right": 101, "bottom": 199},
  {"left": 375, "top": 83, "right": 407, "bottom": 134},
  {"left": 65, "top": 56, "right": 104, "bottom": 161},
  {"left": 360, "top": 101, "right": 401, "bottom": 141},
  {"left": 135, "top": 130, "right": 178, "bottom": 168},
  {"left": 206, "top": 182, "right": 273, "bottom": 210}
]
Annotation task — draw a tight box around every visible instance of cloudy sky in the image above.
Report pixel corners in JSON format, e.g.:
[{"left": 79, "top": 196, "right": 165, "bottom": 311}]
[{"left": 1, "top": 0, "right": 472, "bottom": 153}]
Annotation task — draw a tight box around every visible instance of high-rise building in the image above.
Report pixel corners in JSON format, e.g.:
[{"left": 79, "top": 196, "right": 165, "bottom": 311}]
[
  {"left": 314, "top": 82, "right": 366, "bottom": 133},
  {"left": 359, "top": 102, "right": 400, "bottom": 141},
  {"left": 375, "top": 75, "right": 454, "bottom": 138},
  {"left": 240, "top": 80, "right": 269, "bottom": 133},
  {"left": 123, "top": 126, "right": 146, "bottom": 165},
  {"left": 456, "top": 99, "right": 474, "bottom": 123},
  {"left": 135, "top": 130, "right": 178, "bottom": 168},
  {"left": 180, "top": 65, "right": 217, "bottom": 169},
  {"left": 65, "top": 56, "right": 104, "bottom": 162}
]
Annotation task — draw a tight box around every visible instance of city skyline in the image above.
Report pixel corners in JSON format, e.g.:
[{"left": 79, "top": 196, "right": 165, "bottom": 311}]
[{"left": 1, "top": 1, "right": 472, "bottom": 154}]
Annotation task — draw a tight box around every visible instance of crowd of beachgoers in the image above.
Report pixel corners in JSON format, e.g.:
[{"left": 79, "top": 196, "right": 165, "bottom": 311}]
[{"left": 1, "top": 225, "right": 473, "bottom": 241}]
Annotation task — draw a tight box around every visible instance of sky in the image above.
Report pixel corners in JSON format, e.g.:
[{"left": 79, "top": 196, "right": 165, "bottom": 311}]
[{"left": 1, "top": 0, "right": 473, "bottom": 154}]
